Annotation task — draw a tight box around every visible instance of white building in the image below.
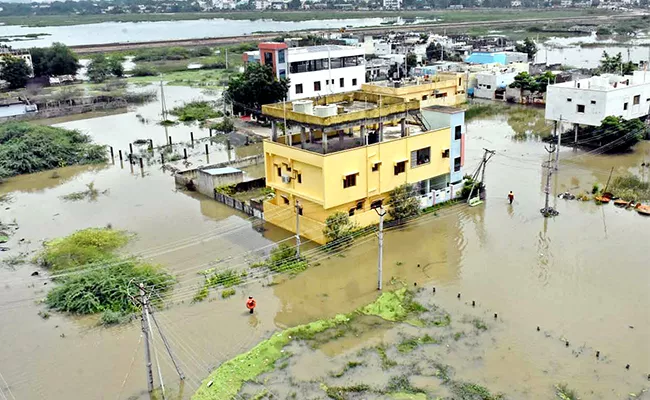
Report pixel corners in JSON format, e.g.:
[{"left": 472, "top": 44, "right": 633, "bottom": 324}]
[
  {"left": 0, "top": 47, "right": 33, "bottom": 78},
  {"left": 246, "top": 43, "right": 366, "bottom": 101},
  {"left": 383, "top": 0, "right": 402, "bottom": 9},
  {"left": 545, "top": 72, "right": 650, "bottom": 126},
  {"left": 473, "top": 64, "right": 529, "bottom": 100}
]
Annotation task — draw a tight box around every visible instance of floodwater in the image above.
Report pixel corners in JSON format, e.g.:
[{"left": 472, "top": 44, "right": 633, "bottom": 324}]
[
  {"left": 0, "top": 104, "right": 649, "bottom": 399},
  {"left": 2, "top": 17, "right": 430, "bottom": 48}
]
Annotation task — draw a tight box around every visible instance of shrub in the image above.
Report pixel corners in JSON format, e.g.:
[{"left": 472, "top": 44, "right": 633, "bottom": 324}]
[
  {"left": 221, "top": 288, "right": 236, "bottom": 299},
  {"left": 131, "top": 66, "right": 158, "bottom": 77},
  {"left": 170, "top": 100, "right": 222, "bottom": 122},
  {"left": 323, "top": 212, "right": 357, "bottom": 246},
  {"left": 267, "top": 244, "right": 307, "bottom": 273},
  {"left": 210, "top": 117, "right": 234, "bottom": 133},
  {"left": 387, "top": 184, "right": 421, "bottom": 223}
]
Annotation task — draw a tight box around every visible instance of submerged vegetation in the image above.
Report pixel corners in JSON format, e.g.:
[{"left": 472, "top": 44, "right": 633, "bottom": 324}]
[
  {"left": 169, "top": 100, "right": 222, "bottom": 122},
  {"left": 609, "top": 174, "right": 650, "bottom": 202},
  {"left": 464, "top": 103, "right": 509, "bottom": 120},
  {"left": 0, "top": 122, "right": 107, "bottom": 178},
  {"left": 38, "top": 228, "right": 173, "bottom": 322}
]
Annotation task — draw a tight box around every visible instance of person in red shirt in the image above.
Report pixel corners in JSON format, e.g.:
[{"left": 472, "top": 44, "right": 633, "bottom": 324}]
[
  {"left": 246, "top": 296, "right": 256, "bottom": 314},
  {"left": 507, "top": 191, "right": 514, "bottom": 205}
]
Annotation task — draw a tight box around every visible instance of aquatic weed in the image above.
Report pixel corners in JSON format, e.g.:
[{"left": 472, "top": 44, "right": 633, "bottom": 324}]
[
  {"left": 193, "top": 285, "right": 209, "bottom": 302},
  {"left": 449, "top": 381, "right": 504, "bottom": 400},
  {"left": 325, "top": 384, "right": 370, "bottom": 400},
  {"left": 221, "top": 288, "right": 236, "bottom": 299},
  {"left": 331, "top": 361, "right": 363, "bottom": 378},
  {"left": 555, "top": 383, "right": 579, "bottom": 400},
  {"left": 397, "top": 334, "right": 439, "bottom": 353},
  {"left": 386, "top": 375, "right": 425, "bottom": 394},
  {"left": 376, "top": 345, "right": 397, "bottom": 369}
]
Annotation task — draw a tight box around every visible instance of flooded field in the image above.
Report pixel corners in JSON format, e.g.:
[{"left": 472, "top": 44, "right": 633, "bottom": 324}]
[{"left": 0, "top": 101, "right": 648, "bottom": 399}]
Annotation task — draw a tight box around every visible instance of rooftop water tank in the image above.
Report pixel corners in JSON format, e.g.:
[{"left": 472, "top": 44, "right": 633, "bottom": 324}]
[
  {"left": 292, "top": 99, "right": 314, "bottom": 115},
  {"left": 314, "top": 104, "right": 338, "bottom": 117}
]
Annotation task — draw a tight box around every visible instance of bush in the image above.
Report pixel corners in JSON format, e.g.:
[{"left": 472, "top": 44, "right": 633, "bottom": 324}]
[
  {"left": 221, "top": 288, "right": 236, "bottom": 298},
  {"left": 387, "top": 184, "right": 421, "bottom": 223},
  {"left": 38, "top": 228, "right": 129, "bottom": 271},
  {"left": 131, "top": 66, "right": 158, "bottom": 77},
  {"left": 210, "top": 117, "right": 234, "bottom": 133},
  {"left": 267, "top": 244, "right": 308, "bottom": 273},
  {"left": 323, "top": 212, "right": 356, "bottom": 246},
  {"left": 0, "top": 123, "right": 107, "bottom": 178},
  {"left": 46, "top": 261, "right": 173, "bottom": 315}
]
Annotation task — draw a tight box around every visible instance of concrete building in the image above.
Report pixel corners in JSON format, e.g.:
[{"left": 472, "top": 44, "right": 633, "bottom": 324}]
[
  {"left": 0, "top": 47, "right": 33, "bottom": 78},
  {"left": 472, "top": 64, "right": 529, "bottom": 100},
  {"left": 196, "top": 167, "right": 243, "bottom": 197},
  {"left": 545, "top": 72, "right": 650, "bottom": 126},
  {"left": 383, "top": 0, "right": 402, "bottom": 9},
  {"left": 361, "top": 73, "right": 467, "bottom": 108},
  {"left": 244, "top": 43, "right": 366, "bottom": 101},
  {"left": 261, "top": 91, "right": 465, "bottom": 244}
]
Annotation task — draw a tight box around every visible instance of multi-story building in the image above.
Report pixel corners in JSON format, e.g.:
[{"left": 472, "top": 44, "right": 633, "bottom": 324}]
[
  {"left": 261, "top": 91, "right": 465, "bottom": 244},
  {"left": 545, "top": 72, "right": 650, "bottom": 126},
  {"left": 243, "top": 42, "right": 366, "bottom": 100},
  {"left": 361, "top": 73, "right": 467, "bottom": 108},
  {"left": 0, "top": 47, "right": 33, "bottom": 78},
  {"left": 383, "top": 0, "right": 402, "bottom": 9}
]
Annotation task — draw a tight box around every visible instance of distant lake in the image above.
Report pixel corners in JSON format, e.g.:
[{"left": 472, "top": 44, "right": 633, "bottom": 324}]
[{"left": 0, "top": 17, "right": 428, "bottom": 48}]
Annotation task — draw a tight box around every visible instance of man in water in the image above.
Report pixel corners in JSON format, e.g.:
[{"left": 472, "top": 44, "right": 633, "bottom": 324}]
[
  {"left": 508, "top": 191, "right": 514, "bottom": 204},
  {"left": 246, "top": 296, "right": 256, "bottom": 314}
]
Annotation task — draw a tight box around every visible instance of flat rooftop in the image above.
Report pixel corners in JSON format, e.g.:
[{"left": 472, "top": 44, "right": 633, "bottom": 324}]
[
  {"left": 552, "top": 72, "right": 650, "bottom": 91},
  {"left": 201, "top": 167, "right": 242, "bottom": 176},
  {"left": 288, "top": 45, "right": 362, "bottom": 55}
]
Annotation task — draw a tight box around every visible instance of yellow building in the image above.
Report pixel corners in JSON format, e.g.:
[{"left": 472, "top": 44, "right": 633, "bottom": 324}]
[
  {"left": 361, "top": 73, "right": 467, "bottom": 108},
  {"left": 262, "top": 91, "right": 466, "bottom": 244}
]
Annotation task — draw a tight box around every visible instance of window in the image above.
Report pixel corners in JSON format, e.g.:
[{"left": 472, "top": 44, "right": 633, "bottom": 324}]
[
  {"left": 411, "top": 147, "right": 431, "bottom": 168},
  {"left": 314, "top": 81, "right": 321, "bottom": 91},
  {"left": 340, "top": 77, "right": 344, "bottom": 87},
  {"left": 372, "top": 162, "right": 380, "bottom": 172},
  {"left": 454, "top": 125, "right": 462, "bottom": 140},
  {"left": 486, "top": 85, "right": 491, "bottom": 90},
  {"left": 422, "top": 95, "right": 428, "bottom": 101},
  {"left": 591, "top": 100, "right": 596, "bottom": 105},
  {"left": 343, "top": 174, "right": 357, "bottom": 188},
  {"left": 348, "top": 208, "right": 355, "bottom": 216},
  {"left": 458, "top": 77, "right": 462, "bottom": 86},
  {"left": 577, "top": 104, "right": 585, "bottom": 113},
  {"left": 454, "top": 157, "right": 461, "bottom": 172},
  {"left": 356, "top": 201, "right": 363, "bottom": 210},
  {"left": 295, "top": 84, "right": 303, "bottom": 94},
  {"left": 634, "top": 95, "right": 640, "bottom": 105},
  {"left": 567, "top": 98, "right": 572, "bottom": 102},
  {"left": 394, "top": 161, "right": 406, "bottom": 175},
  {"left": 624, "top": 102, "right": 628, "bottom": 111},
  {"left": 370, "top": 199, "right": 383, "bottom": 209},
  {"left": 277, "top": 166, "right": 282, "bottom": 177},
  {"left": 263, "top": 52, "right": 273, "bottom": 66},
  {"left": 279, "top": 69, "right": 286, "bottom": 79},
  {"left": 297, "top": 174, "right": 302, "bottom": 183},
  {"left": 352, "top": 78, "right": 357, "bottom": 86},
  {"left": 442, "top": 149, "right": 450, "bottom": 158},
  {"left": 435, "top": 92, "right": 448, "bottom": 98},
  {"left": 325, "top": 79, "right": 329, "bottom": 85},
  {"left": 282, "top": 196, "right": 289, "bottom": 205},
  {"left": 278, "top": 50, "right": 285, "bottom": 63}
]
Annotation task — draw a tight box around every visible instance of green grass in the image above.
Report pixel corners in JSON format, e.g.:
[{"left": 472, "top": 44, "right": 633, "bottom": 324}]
[
  {"left": 397, "top": 334, "right": 438, "bottom": 353},
  {"left": 464, "top": 103, "right": 510, "bottom": 121},
  {"left": 376, "top": 345, "right": 398, "bottom": 370},
  {"left": 324, "top": 384, "right": 371, "bottom": 400},
  {"left": 555, "top": 384, "right": 579, "bottom": 400},
  {"left": 221, "top": 288, "right": 236, "bottom": 299},
  {"left": 359, "top": 288, "right": 426, "bottom": 322},
  {"left": 0, "top": 9, "right": 610, "bottom": 27},
  {"left": 169, "top": 100, "right": 222, "bottom": 122},
  {"left": 449, "top": 381, "right": 504, "bottom": 400}
]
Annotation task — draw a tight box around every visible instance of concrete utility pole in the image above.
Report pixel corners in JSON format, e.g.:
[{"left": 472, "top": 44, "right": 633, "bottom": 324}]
[
  {"left": 139, "top": 283, "right": 154, "bottom": 393},
  {"left": 150, "top": 311, "right": 185, "bottom": 381},
  {"left": 375, "top": 206, "right": 386, "bottom": 291},
  {"left": 225, "top": 48, "right": 229, "bottom": 69},
  {"left": 541, "top": 144, "right": 559, "bottom": 217},
  {"left": 295, "top": 200, "right": 301, "bottom": 258},
  {"left": 555, "top": 116, "right": 562, "bottom": 171}
]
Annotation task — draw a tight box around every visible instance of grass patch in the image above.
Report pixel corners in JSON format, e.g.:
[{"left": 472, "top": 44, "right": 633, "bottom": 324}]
[
  {"left": 37, "top": 227, "right": 129, "bottom": 272},
  {"left": 387, "top": 375, "right": 425, "bottom": 395},
  {"left": 325, "top": 384, "right": 371, "bottom": 400},
  {"left": 359, "top": 288, "right": 426, "bottom": 322},
  {"left": 221, "top": 288, "right": 236, "bottom": 299},
  {"left": 193, "top": 285, "right": 209, "bottom": 303},
  {"left": 449, "top": 381, "right": 504, "bottom": 400},
  {"left": 397, "top": 334, "right": 439, "bottom": 353},
  {"left": 249, "top": 244, "right": 308, "bottom": 275},
  {"left": 462, "top": 316, "right": 488, "bottom": 331},
  {"left": 169, "top": 100, "right": 222, "bottom": 122},
  {"left": 464, "top": 103, "right": 509, "bottom": 121},
  {"left": 331, "top": 361, "right": 363, "bottom": 378},
  {"left": 453, "top": 331, "right": 465, "bottom": 341},
  {"left": 61, "top": 182, "right": 106, "bottom": 202},
  {"left": 555, "top": 383, "right": 579, "bottom": 400},
  {"left": 376, "top": 345, "right": 398, "bottom": 369},
  {"left": 609, "top": 174, "right": 650, "bottom": 202},
  {"left": 201, "top": 268, "right": 242, "bottom": 288}
]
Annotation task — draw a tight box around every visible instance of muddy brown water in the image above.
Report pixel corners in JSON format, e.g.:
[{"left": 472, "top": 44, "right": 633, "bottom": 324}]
[{"left": 0, "top": 103, "right": 648, "bottom": 399}]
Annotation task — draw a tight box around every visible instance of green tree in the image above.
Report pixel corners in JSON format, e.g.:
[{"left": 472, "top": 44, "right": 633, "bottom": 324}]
[
  {"left": 0, "top": 56, "right": 31, "bottom": 89},
  {"left": 515, "top": 37, "right": 538, "bottom": 61},
  {"left": 387, "top": 184, "right": 421, "bottom": 223},
  {"left": 509, "top": 72, "right": 539, "bottom": 92},
  {"left": 425, "top": 43, "right": 461, "bottom": 62},
  {"left": 108, "top": 58, "right": 124, "bottom": 78},
  {"left": 226, "top": 63, "right": 289, "bottom": 114},
  {"left": 579, "top": 116, "right": 646, "bottom": 153},
  {"left": 87, "top": 54, "right": 111, "bottom": 83},
  {"left": 535, "top": 71, "right": 556, "bottom": 93},
  {"left": 597, "top": 51, "right": 635, "bottom": 75},
  {"left": 288, "top": 0, "right": 302, "bottom": 8},
  {"left": 323, "top": 211, "right": 357, "bottom": 245},
  {"left": 30, "top": 42, "right": 80, "bottom": 77}
]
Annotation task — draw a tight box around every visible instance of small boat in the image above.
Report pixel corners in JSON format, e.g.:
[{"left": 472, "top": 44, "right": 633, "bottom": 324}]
[
  {"left": 613, "top": 199, "right": 631, "bottom": 207},
  {"left": 594, "top": 195, "right": 611, "bottom": 204},
  {"left": 635, "top": 203, "right": 650, "bottom": 216}
]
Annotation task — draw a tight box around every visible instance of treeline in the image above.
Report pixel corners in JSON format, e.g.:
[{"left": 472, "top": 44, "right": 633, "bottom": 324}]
[{"left": 0, "top": 0, "right": 201, "bottom": 17}]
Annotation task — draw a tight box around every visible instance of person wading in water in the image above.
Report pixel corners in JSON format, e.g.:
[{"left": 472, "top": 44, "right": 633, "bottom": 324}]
[
  {"left": 246, "top": 296, "right": 256, "bottom": 314},
  {"left": 508, "top": 191, "right": 514, "bottom": 205}
]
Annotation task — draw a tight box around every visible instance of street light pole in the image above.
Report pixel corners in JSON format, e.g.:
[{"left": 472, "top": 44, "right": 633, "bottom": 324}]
[
  {"left": 375, "top": 206, "right": 386, "bottom": 291},
  {"left": 295, "top": 200, "right": 301, "bottom": 258}
]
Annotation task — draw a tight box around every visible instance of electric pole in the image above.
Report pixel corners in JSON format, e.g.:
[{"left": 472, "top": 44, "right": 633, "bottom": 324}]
[
  {"left": 375, "top": 206, "right": 386, "bottom": 291},
  {"left": 541, "top": 144, "right": 559, "bottom": 217},
  {"left": 225, "top": 48, "right": 229, "bottom": 69},
  {"left": 555, "top": 116, "right": 562, "bottom": 171},
  {"left": 295, "top": 200, "right": 301, "bottom": 258},
  {"left": 139, "top": 283, "right": 154, "bottom": 394},
  {"left": 150, "top": 311, "right": 185, "bottom": 381}
]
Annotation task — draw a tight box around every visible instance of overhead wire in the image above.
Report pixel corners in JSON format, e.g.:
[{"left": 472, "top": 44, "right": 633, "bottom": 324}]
[
  {"left": 0, "top": 370, "right": 15, "bottom": 400},
  {"left": 115, "top": 334, "right": 142, "bottom": 400}
]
